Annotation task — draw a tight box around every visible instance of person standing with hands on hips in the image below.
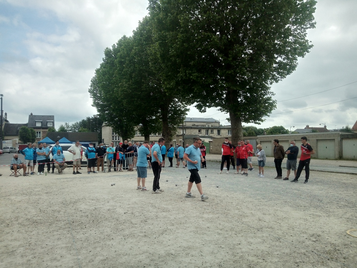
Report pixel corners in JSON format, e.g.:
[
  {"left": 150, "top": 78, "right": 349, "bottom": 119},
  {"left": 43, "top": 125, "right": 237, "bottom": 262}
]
[
  {"left": 151, "top": 137, "right": 165, "bottom": 194},
  {"left": 184, "top": 137, "right": 209, "bottom": 201}
]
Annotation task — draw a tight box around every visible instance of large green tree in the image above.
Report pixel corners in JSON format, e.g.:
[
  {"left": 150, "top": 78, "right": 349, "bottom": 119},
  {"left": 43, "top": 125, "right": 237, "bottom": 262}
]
[
  {"left": 19, "top": 126, "right": 36, "bottom": 143},
  {"left": 148, "top": 0, "right": 316, "bottom": 144},
  {"left": 89, "top": 17, "right": 188, "bottom": 143}
]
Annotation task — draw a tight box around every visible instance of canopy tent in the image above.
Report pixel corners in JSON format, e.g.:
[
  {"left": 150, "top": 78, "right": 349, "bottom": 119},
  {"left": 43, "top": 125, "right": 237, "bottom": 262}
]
[
  {"left": 38, "top": 137, "right": 55, "bottom": 144},
  {"left": 58, "top": 137, "right": 72, "bottom": 144}
]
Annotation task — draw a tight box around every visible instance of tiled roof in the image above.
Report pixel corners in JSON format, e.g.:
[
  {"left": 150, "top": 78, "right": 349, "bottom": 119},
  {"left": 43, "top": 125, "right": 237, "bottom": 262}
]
[{"left": 184, "top": 117, "right": 219, "bottom": 123}]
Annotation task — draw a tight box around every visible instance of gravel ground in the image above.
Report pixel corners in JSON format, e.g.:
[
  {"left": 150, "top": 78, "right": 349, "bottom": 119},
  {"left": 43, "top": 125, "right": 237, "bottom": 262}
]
[{"left": 0, "top": 159, "right": 356, "bottom": 268}]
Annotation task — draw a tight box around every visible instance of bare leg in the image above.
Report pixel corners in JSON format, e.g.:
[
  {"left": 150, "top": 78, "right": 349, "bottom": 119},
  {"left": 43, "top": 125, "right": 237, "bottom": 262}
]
[
  {"left": 287, "top": 170, "right": 291, "bottom": 178},
  {"left": 141, "top": 178, "right": 146, "bottom": 188},
  {"left": 196, "top": 183, "right": 204, "bottom": 195},
  {"left": 137, "top": 177, "right": 141, "bottom": 187},
  {"left": 187, "top": 181, "right": 193, "bottom": 193}
]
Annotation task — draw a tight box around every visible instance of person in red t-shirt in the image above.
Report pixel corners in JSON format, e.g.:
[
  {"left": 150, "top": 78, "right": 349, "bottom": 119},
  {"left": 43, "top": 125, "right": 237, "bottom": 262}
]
[
  {"left": 245, "top": 140, "right": 254, "bottom": 171},
  {"left": 200, "top": 144, "right": 207, "bottom": 168},
  {"left": 291, "top": 136, "right": 315, "bottom": 184},
  {"left": 220, "top": 138, "right": 233, "bottom": 174},
  {"left": 229, "top": 141, "right": 236, "bottom": 170},
  {"left": 235, "top": 140, "right": 249, "bottom": 176}
]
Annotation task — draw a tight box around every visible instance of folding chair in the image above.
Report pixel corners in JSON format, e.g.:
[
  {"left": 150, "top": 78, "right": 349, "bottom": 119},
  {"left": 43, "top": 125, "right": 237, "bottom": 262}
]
[{"left": 10, "top": 166, "right": 22, "bottom": 177}]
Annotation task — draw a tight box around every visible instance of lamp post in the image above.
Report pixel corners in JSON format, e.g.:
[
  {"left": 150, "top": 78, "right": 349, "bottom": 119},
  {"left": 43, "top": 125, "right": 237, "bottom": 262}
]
[{"left": 0, "top": 94, "right": 3, "bottom": 149}]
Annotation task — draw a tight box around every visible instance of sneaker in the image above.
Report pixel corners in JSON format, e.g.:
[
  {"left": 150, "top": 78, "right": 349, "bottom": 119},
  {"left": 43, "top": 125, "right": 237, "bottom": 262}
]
[
  {"left": 88, "top": 171, "right": 91, "bottom": 174},
  {"left": 283, "top": 177, "right": 289, "bottom": 181},
  {"left": 30, "top": 172, "right": 34, "bottom": 175},
  {"left": 137, "top": 186, "right": 142, "bottom": 190},
  {"left": 219, "top": 171, "right": 222, "bottom": 174},
  {"left": 73, "top": 171, "right": 76, "bottom": 175},
  {"left": 258, "top": 173, "right": 261, "bottom": 177},
  {"left": 152, "top": 190, "right": 161, "bottom": 194},
  {"left": 92, "top": 171, "right": 97, "bottom": 173},
  {"left": 158, "top": 189, "right": 164, "bottom": 192},
  {"left": 226, "top": 171, "right": 229, "bottom": 174},
  {"left": 40, "top": 172, "right": 44, "bottom": 175},
  {"left": 244, "top": 173, "right": 248, "bottom": 176},
  {"left": 260, "top": 174, "right": 264, "bottom": 178},
  {"left": 76, "top": 171, "right": 81, "bottom": 174},
  {"left": 141, "top": 187, "right": 148, "bottom": 191},
  {"left": 291, "top": 179, "right": 298, "bottom": 182},
  {"left": 201, "top": 194, "right": 209, "bottom": 201},
  {"left": 304, "top": 179, "right": 308, "bottom": 184},
  {"left": 185, "top": 193, "right": 196, "bottom": 198},
  {"left": 275, "top": 176, "right": 282, "bottom": 179}
]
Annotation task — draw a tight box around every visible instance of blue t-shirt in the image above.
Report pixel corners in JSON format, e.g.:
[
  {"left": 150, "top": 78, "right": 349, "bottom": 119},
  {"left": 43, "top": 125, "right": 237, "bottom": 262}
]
[
  {"left": 177, "top": 146, "right": 184, "bottom": 158},
  {"left": 161, "top": 145, "right": 166, "bottom": 155},
  {"left": 53, "top": 153, "right": 65, "bottom": 163},
  {"left": 167, "top": 147, "right": 174, "bottom": 158},
  {"left": 86, "top": 146, "right": 97, "bottom": 159},
  {"left": 22, "top": 147, "right": 34, "bottom": 160},
  {"left": 185, "top": 144, "right": 201, "bottom": 170},
  {"left": 151, "top": 143, "right": 163, "bottom": 163},
  {"left": 107, "top": 147, "right": 115, "bottom": 159},
  {"left": 51, "top": 145, "right": 63, "bottom": 155},
  {"left": 44, "top": 147, "right": 50, "bottom": 158},
  {"left": 137, "top": 145, "right": 150, "bottom": 167},
  {"left": 36, "top": 148, "right": 46, "bottom": 161}
]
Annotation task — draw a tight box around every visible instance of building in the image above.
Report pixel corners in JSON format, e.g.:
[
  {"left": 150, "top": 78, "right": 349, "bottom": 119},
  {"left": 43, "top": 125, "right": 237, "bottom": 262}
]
[{"left": 3, "top": 113, "right": 55, "bottom": 147}]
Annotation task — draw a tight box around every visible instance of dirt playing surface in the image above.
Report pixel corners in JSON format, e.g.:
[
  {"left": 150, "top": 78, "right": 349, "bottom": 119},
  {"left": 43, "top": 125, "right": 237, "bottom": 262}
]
[{"left": 0, "top": 162, "right": 356, "bottom": 268}]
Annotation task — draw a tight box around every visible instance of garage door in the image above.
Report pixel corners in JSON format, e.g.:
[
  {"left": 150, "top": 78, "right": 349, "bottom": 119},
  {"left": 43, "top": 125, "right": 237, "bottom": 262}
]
[
  {"left": 342, "top": 139, "right": 357, "bottom": 160},
  {"left": 261, "top": 141, "right": 273, "bottom": 157},
  {"left": 317, "top": 140, "right": 335, "bottom": 159}
]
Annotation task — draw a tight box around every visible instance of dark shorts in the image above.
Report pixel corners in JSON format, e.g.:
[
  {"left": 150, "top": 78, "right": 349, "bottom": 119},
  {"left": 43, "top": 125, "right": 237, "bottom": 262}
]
[
  {"left": 236, "top": 158, "right": 248, "bottom": 169},
  {"left": 137, "top": 166, "right": 147, "bottom": 178},
  {"left": 87, "top": 158, "right": 96, "bottom": 168},
  {"left": 189, "top": 169, "right": 201, "bottom": 184},
  {"left": 258, "top": 160, "right": 265, "bottom": 167},
  {"left": 162, "top": 154, "right": 166, "bottom": 161}
]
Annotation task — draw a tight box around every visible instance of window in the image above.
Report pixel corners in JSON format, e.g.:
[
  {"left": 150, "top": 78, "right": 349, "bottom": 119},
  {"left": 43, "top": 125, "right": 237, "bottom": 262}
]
[
  {"left": 211, "top": 129, "right": 214, "bottom": 134},
  {"left": 205, "top": 130, "right": 209, "bottom": 135},
  {"left": 47, "top": 121, "right": 53, "bottom": 127},
  {"left": 36, "top": 121, "right": 41, "bottom": 127},
  {"left": 198, "top": 129, "right": 201, "bottom": 134},
  {"left": 228, "top": 130, "right": 231, "bottom": 135},
  {"left": 36, "top": 131, "right": 41, "bottom": 138},
  {"left": 217, "top": 130, "right": 221, "bottom": 136}
]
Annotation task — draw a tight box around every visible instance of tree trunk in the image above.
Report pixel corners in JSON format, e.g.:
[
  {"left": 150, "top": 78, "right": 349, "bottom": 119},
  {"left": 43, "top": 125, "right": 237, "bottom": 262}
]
[
  {"left": 144, "top": 134, "right": 150, "bottom": 142},
  {"left": 229, "top": 111, "right": 243, "bottom": 146},
  {"left": 161, "top": 105, "right": 172, "bottom": 147}
]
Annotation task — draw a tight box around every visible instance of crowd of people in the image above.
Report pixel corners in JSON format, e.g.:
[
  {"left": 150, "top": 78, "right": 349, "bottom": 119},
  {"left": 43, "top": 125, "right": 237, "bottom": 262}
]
[
  {"left": 9, "top": 136, "right": 314, "bottom": 198},
  {"left": 219, "top": 136, "right": 314, "bottom": 184}
]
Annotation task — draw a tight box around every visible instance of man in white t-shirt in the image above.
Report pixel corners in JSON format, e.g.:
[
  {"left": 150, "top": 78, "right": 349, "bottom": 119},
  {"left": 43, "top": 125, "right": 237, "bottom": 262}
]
[{"left": 68, "top": 141, "right": 82, "bottom": 175}]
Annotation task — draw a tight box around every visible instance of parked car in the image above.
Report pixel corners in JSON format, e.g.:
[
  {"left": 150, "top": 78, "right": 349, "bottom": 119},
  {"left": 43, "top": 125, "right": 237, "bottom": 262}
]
[
  {"left": 0, "top": 149, "right": 3, "bottom": 154},
  {"left": 10, "top": 147, "right": 18, "bottom": 153},
  {"left": 2, "top": 146, "right": 10, "bottom": 153},
  {"left": 49, "top": 144, "right": 88, "bottom": 164}
]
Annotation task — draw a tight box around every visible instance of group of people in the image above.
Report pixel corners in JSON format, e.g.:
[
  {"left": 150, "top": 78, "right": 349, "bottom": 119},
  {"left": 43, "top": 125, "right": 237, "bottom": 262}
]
[
  {"left": 135, "top": 137, "right": 209, "bottom": 201},
  {"left": 218, "top": 136, "right": 314, "bottom": 184}
]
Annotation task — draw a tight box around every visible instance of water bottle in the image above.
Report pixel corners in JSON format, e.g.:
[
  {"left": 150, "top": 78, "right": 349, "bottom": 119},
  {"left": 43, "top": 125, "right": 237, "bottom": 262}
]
[{"left": 45, "top": 171, "right": 47, "bottom": 176}]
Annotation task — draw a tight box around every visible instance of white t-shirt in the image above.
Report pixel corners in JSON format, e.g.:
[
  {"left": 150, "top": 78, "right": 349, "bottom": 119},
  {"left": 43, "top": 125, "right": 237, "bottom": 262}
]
[{"left": 69, "top": 144, "right": 82, "bottom": 160}]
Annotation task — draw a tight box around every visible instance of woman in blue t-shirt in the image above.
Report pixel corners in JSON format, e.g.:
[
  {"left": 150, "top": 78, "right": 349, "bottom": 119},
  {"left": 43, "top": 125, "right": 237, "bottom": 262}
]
[{"left": 167, "top": 144, "right": 174, "bottom": 167}]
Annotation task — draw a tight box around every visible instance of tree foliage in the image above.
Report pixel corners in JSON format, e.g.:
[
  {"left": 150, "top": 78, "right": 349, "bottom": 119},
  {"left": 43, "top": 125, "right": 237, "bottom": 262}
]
[
  {"left": 266, "top": 126, "right": 289, "bottom": 135},
  {"left": 148, "top": 0, "right": 316, "bottom": 144},
  {"left": 47, "top": 127, "right": 56, "bottom": 133},
  {"left": 57, "top": 125, "right": 67, "bottom": 132},
  {"left": 89, "top": 16, "right": 188, "bottom": 143},
  {"left": 19, "top": 126, "right": 36, "bottom": 143}
]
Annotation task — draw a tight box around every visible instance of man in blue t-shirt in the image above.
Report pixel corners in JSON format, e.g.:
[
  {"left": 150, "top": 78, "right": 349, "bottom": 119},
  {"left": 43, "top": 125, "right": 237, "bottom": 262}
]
[
  {"left": 86, "top": 143, "right": 97, "bottom": 174},
  {"left": 176, "top": 144, "right": 185, "bottom": 168},
  {"left": 53, "top": 149, "right": 67, "bottom": 174},
  {"left": 136, "top": 141, "right": 151, "bottom": 191},
  {"left": 151, "top": 137, "right": 165, "bottom": 194},
  {"left": 21, "top": 143, "right": 34, "bottom": 175},
  {"left": 183, "top": 137, "right": 209, "bottom": 201},
  {"left": 51, "top": 140, "right": 63, "bottom": 173}
]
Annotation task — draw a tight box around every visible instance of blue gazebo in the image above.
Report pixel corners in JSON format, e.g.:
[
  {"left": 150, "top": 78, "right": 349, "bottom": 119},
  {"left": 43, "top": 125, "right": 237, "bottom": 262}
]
[
  {"left": 38, "top": 137, "right": 55, "bottom": 144},
  {"left": 58, "top": 137, "right": 72, "bottom": 144}
]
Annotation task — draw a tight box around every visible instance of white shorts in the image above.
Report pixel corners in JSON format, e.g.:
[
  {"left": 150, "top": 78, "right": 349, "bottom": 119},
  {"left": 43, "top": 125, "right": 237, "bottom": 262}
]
[
  {"left": 247, "top": 157, "right": 252, "bottom": 164},
  {"left": 25, "top": 159, "right": 34, "bottom": 167}
]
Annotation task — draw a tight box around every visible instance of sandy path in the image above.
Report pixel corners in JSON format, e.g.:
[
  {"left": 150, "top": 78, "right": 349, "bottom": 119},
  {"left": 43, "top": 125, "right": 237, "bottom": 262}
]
[{"left": 0, "top": 164, "right": 356, "bottom": 268}]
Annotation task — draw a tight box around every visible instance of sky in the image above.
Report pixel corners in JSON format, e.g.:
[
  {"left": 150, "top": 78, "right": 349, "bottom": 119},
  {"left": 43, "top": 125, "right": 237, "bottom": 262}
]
[{"left": 0, "top": 0, "right": 356, "bottom": 132}]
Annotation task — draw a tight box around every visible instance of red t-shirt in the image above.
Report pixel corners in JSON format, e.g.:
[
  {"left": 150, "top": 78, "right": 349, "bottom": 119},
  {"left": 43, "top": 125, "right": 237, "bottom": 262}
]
[
  {"left": 246, "top": 144, "right": 253, "bottom": 157},
  {"left": 200, "top": 146, "right": 206, "bottom": 156},
  {"left": 300, "top": 143, "right": 313, "bottom": 161},
  {"left": 222, "top": 142, "right": 233, "bottom": 155},
  {"left": 235, "top": 145, "right": 248, "bottom": 159}
]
